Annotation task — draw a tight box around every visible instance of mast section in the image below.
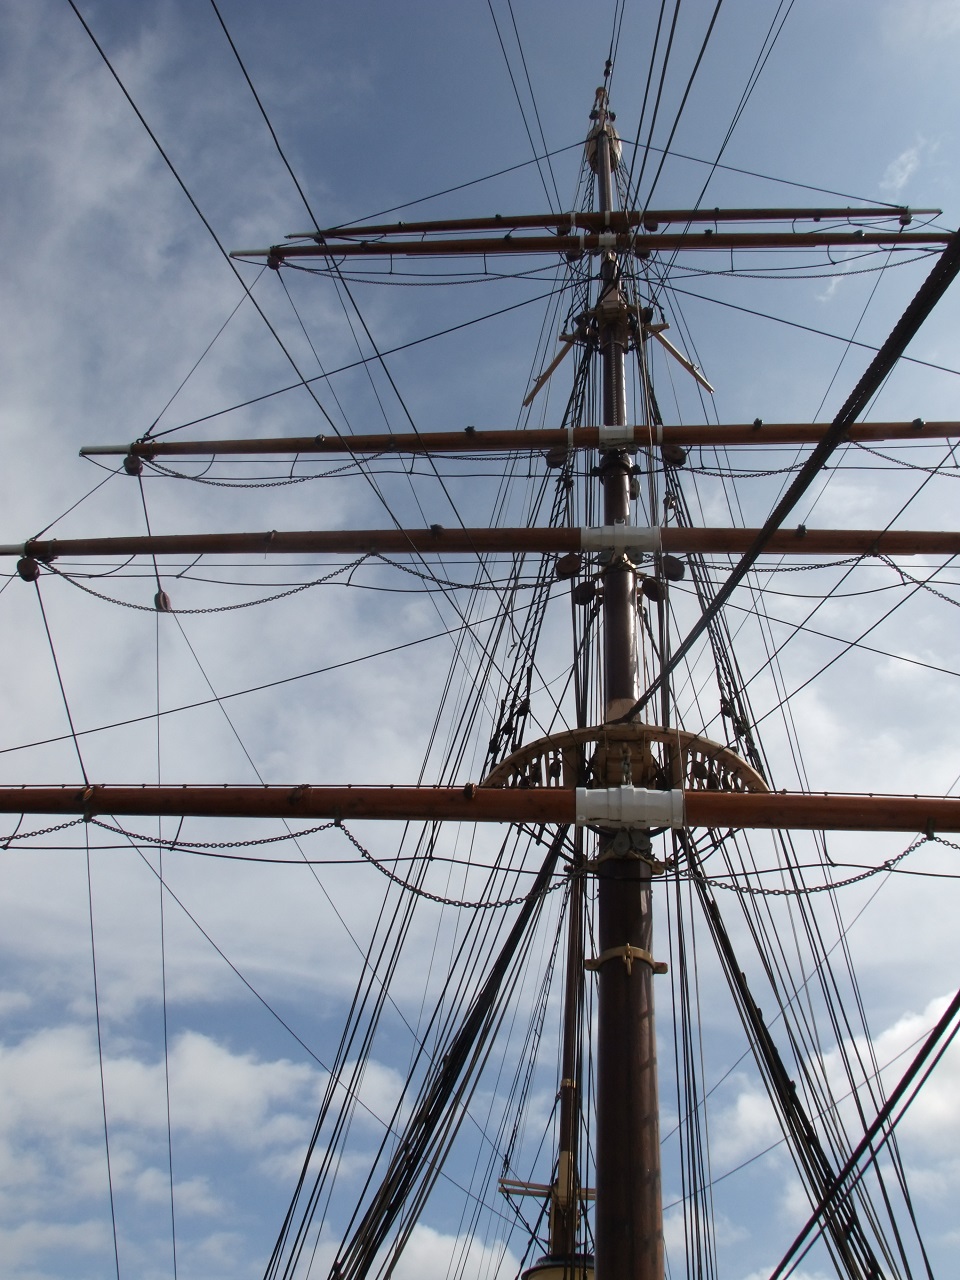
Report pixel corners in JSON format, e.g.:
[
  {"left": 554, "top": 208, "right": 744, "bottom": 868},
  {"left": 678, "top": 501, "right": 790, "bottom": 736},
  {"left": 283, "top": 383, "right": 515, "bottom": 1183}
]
[{"left": 590, "top": 87, "right": 665, "bottom": 1280}]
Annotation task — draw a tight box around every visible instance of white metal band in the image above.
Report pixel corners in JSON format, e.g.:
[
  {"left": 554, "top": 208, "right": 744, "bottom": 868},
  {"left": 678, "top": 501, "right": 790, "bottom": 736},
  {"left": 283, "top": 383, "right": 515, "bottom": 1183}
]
[
  {"left": 597, "top": 422, "right": 662, "bottom": 447},
  {"left": 579, "top": 525, "right": 661, "bottom": 554},
  {"left": 0, "top": 544, "right": 27, "bottom": 556},
  {"left": 575, "top": 786, "right": 685, "bottom": 828}
]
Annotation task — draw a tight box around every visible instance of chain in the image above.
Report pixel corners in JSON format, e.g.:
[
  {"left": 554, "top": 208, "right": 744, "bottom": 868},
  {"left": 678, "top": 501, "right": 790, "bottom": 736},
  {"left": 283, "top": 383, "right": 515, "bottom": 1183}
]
[
  {"left": 11, "top": 812, "right": 562, "bottom": 909},
  {"left": 337, "top": 823, "right": 564, "bottom": 910},
  {"left": 688, "top": 445, "right": 960, "bottom": 480},
  {"left": 369, "top": 553, "right": 538, "bottom": 592},
  {"left": 7, "top": 810, "right": 951, "bottom": 903},
  {"left": 759, "top": 556, "right": 866, "bottom": 573},
  {"left": 2, "top": 817, "right": 87, "bottom": 846},
  {"left": 689, "top": 462, "right": 806, "bottom": 478},
  {"left": 41, "top": 558, "right": 362, "bottom": 614},
  {"left": 145, "top": 456, "right": 373, "bottom": 486},
  {"left": 676, "top": 250, "right": 936, "bottom": 284},
  {"left": 878, "top": 554, "right": 960, "bottom": 608},
  {"left": 853, "top": 441, "right": 960, "bottom": 477},
  {"left": 684, "top": 555, "right": 865, "bottom": 574},
  {"left": 42, "top": 552, "right": 540, "bottom": 612},
  {"left": 88, "top": 816, "right": 340, "bottom": 849},
  {"left": 690, "top": 832, "right": 953, "bottom": 896}
]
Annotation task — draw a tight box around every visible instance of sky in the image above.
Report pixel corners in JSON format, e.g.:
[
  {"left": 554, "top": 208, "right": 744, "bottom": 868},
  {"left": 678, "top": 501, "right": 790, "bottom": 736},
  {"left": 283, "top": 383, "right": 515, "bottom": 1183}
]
[{"left": 1, "top": 1, "right": 960, "bottom": 1278}]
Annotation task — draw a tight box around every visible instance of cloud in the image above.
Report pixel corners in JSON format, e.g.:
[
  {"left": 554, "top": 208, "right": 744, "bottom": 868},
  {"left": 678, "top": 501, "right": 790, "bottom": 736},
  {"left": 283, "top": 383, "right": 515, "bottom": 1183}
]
[
  {"left": 882, "top": 0, "right": 960, "bottom": 43},
  {"left": 0, "top": 1019, "right": 405, "bottom": 1274},
  {"left": 879, "top": 142, "right": 926, "bottom": 196},
  {"left": 389, "top": 1223, "right": 521, "bottom": 1280},
  {"left": 709, "top": 1075, "right": 781, "bottom": 1167},
  {"left": 0, "top": 1023, "right": 322, "bottom": 1215},
  {"left": 0, "top": 1218, "right": 108, "bottom": 1270},
  {"left": 134, "top": 1167, "right": 226, "bottom": 1216},
  {"left": 740, "top": 1270, "right": 830, "bottom": 1280},
  {"left": 0, "top": 989, "right": 31, "bottom": 1015},
  {"left": 0, "top": 1021, "right": 413, "bottom": 1162},
  {"left": 859, "top": 994, "right": 960, "bottom": 1155}
]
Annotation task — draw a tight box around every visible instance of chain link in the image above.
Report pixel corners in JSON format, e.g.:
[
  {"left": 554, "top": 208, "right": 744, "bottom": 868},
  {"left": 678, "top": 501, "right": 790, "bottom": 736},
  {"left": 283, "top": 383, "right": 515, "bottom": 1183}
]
[
  {"left": 88, "top": 816, "right": 340, "bottom": 849},
  {"left": 689, "top": 462, "right": 806, "bottom": 478},
  {"left": 853, "top": 441, "right": 960, "bottom": 478},
  {"left": 336, "top": 823, "right": 564, "bottom": 910},
  {"left": 42, "top": 558, "right": 362, "bottom": 614},
  {"left": 691, "top": 832, "right": 953, "bottom": 896},
  {"left": 145, "top": 456, "right": 373, "bottom": 486},
  {"left": 369, "top": 553, "right": 539, "bottom": 593},
  {"left": 14, "top": 813, "right": 564, "bottom": 910},
  {"left": 677, "top": 250, "right": 937, "bottom": 284},
  {"left": 877, "top": 554, "right": 960, "bottom": 608},
  {"left": 2, "top": 817, "right": 87, "bottom": 846},
  {"left": 6, "top": 810, "right": 952, "bottom": 904}
]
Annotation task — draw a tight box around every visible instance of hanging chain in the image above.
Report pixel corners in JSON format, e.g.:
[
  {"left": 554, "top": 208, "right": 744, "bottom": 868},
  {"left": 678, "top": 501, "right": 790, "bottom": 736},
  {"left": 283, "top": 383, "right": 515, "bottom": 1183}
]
[
  {"left": 877, "top": 554, "right": 960, "bottom": 608},
  {"left": 39, "top": 558, "right": 362, "bottom": 614},
  {"left": 688, "top": 831, "right": 956, "bottom": 896},
  {"left": 3, "top": 812, "right": 562, "bottom": 910}
]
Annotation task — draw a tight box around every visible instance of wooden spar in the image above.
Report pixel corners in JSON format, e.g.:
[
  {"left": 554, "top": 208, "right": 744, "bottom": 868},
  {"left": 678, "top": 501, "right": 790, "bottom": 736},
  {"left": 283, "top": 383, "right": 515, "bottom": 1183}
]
[
  {"left": 7, "top": 527, "right": 960, "bottom": 561},
  {"left": 522, "top": 335, "right": 575, "bottom": 406},
  {"left": 4, "top": 528, "right": 577, "bottom": 559},
  {"left": 231, "top": 230, "right": 952, "bottom": 261},
  {"left": 284, "top": 207, "right": 936, "bottom": 239},
  {"left": 661, "top": 528, "right": 960, "bottom": 554},
  {"left": 79, "top": 421, "right": 960, "bottom": 458},
  {"left": 590, "top": 104, "right": 662, "bottom": 1280},
  {"left": 650, "top": 330, "right": 715, "bottom": 392},
  {"left": 3, "top": 784, "right": 960, "bottom": 831}
]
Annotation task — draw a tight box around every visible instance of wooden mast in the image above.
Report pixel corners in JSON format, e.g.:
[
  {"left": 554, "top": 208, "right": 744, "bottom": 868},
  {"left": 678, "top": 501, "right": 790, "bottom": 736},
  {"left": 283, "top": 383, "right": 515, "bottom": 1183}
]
[{"left": 589, "top": 87, "right": 664, "bottom": 1280}]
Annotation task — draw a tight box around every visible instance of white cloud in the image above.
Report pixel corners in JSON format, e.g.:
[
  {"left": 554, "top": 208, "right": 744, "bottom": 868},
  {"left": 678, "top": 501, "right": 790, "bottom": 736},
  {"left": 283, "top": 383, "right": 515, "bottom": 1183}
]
[
  {"left": 0, "top": 1023, "right": 322, "bottom": 1209},
  {"left": 740, "top": 1270, "right": 830, "bottom": 1280},
  {"left": 881, "top": 145, "right": 920, "bottom": 195},
  {"left": 882, "top": 0, "right": 960, "bottom": 43},
  {"left": 135, "top": 1167, "right": 226, "bottom": 1216},
  {"left": 0, "top": 1022, "right": 410, "bottom": 1161},
  {"left": 709, "top": 1076, "right": 781, "bottom": 1167},
  {"left": 860, "top": 994, "right": 960, "bottom": 1155},
  {"left": 0, "top": 989, "right": 31, "bottom": 1015},
  {"left": 390, "top": 1223, "right": 521, "bottom": 1280},
  {"left": 879, "top": 140, "right": 934, "bottom": 196},
  {"left": 0, "top": 1218, "right": 108, "bottom": 1270}
]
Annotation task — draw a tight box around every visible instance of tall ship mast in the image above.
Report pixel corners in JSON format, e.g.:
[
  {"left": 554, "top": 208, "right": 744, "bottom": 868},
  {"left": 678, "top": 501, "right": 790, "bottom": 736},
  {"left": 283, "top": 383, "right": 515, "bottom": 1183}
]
[{"left": 3, "top": 8, "right": 960, "bottom": 1280}]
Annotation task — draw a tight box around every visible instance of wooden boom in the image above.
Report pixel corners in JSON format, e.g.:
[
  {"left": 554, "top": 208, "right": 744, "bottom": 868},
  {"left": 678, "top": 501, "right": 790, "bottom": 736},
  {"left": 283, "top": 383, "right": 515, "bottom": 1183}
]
[
  {"left": 284, "top": 207, "right": 937, "bottom": 239},
  {"left": 4, "top": 526, "right": 960, "bottom": 561},
  {"left": 0, "top": 784, "right": 958, "bottom": 832},
  {"left": 231, "top": 230, "right": 952, "bottom": 262},
  {"left": 78, "top": 420, "right": 960, "bottom": 458}
]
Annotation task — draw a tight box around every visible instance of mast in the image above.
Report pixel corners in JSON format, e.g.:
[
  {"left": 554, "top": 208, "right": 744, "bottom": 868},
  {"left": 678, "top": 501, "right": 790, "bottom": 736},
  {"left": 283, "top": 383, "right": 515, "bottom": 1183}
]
[{"left": 590, "top": 87, "right": 664, "bottom": 1280}]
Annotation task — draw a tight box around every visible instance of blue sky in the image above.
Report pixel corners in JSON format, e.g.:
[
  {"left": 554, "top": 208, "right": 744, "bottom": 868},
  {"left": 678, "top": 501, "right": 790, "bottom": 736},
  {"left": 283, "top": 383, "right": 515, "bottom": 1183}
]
[{"left": 2, "top": 1, "right": 960, "bottom": 1278}]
